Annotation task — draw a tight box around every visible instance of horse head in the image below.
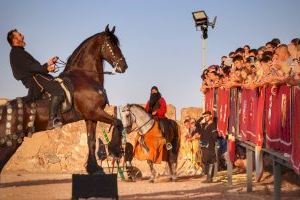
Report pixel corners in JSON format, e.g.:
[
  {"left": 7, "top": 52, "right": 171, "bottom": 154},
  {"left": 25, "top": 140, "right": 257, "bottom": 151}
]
[
  {"left": 64, "top": 24, "right": 128, "bottom": 76},
  {"left": 120, "top": 104, "right": 154, "bottom": 135},
  {"left": 120, "top": 104, "right": 134, "bottom": 133},
  {"left": 101, "top": 24, "right": 128, "bottom": 73}
]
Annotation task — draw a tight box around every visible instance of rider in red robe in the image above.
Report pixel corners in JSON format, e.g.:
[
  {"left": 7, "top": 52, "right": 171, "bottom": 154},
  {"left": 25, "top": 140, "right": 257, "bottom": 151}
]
[
  {"left": 145, "top": 86, "right": 172, "bottom": 150},
  {"left": 145, "top": 86, "right": 167, "bottom": 118}
]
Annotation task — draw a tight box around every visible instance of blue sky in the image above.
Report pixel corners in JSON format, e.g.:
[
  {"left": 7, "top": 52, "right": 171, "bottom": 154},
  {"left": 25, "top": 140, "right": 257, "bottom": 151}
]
[{"left": 0, "top": 0, "right": 299, "bottom": 118}]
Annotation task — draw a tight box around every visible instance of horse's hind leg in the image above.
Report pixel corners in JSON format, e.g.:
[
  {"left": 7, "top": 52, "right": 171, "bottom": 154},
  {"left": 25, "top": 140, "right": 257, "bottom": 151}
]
[
  {"left": 85, "top": 120, "right": 104, "bottom": 174},
  {"left": 167, "top": 144, "right": 178, "bottom": 181},
  {"left": 147, "top": 160, "right": 156, "bottom": 183},
  {"left": 167, "top": 159, "right": 177, "bottom": 182}
]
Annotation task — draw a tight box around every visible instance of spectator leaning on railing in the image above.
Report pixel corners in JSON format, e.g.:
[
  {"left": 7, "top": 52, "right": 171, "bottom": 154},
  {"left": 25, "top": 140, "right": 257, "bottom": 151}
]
[{"left": 200, "top": 37, "right": 300, "bottom": 93}]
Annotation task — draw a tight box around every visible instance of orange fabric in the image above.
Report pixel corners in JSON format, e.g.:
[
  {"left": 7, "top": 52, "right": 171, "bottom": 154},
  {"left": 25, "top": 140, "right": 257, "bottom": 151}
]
[{"left": 134, "top": 121, "right": 167, "bottom": 163}]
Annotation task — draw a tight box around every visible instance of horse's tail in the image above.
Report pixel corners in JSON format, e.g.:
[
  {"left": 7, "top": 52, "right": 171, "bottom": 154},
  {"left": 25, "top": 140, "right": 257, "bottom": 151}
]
[{"left": 170, "top": 120, "right": 180, "bottom": 156}]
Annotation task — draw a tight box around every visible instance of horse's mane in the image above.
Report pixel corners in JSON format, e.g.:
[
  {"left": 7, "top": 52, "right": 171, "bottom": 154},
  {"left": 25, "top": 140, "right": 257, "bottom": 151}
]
[
  {"left": 66, "top": 31, "right": 120, "bottom": 65},
  {"left": 130, "top": 104, "right": 147, "bottom": 112},
  {"left": 66, "top": 33, "right": 100, "bottom": 65},
  {"left": 67, "top": 31, "right": 120, "bottom": 64}
]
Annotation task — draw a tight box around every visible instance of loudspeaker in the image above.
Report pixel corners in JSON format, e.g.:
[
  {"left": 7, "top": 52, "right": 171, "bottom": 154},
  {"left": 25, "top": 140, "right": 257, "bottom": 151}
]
[{"left": 72, "top": 174, "right": 118, "bottom": 199}]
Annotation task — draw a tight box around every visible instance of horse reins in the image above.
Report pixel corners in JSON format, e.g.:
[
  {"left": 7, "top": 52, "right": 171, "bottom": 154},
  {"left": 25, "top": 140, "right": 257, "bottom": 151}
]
[
  {"left": 54, "top": 58, "right": 116, "bottom": 75},
  {"left": 124, "top": 109, "right": 153, "bottom": 135},
  {"left": 53, "top": 38, "right": 124, "bottom": 75}
]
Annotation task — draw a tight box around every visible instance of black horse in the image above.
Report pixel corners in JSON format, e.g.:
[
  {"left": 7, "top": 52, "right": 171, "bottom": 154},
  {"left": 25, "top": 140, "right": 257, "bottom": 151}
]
[{"left": 0, "top": 25, "right": 128, "bottom": 175}]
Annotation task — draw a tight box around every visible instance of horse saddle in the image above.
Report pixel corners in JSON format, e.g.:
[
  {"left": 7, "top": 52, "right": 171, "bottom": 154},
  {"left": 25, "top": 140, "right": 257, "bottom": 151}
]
[{"left": 157, "top": 118, "right": 171, "bottom": 139}]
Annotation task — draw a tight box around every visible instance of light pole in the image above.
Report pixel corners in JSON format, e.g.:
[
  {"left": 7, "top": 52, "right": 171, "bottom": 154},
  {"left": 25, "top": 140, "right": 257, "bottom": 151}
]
[
  {"left": 192, "top": 10, "right": 218, "bottom": 177},
  {"left": 192, "top": 10, "right": 217, "bottom": 69}
]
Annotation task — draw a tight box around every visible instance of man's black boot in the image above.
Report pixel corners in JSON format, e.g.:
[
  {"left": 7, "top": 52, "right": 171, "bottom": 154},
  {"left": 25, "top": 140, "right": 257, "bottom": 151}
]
[
  {"left": 202, "top": 164, "right": 214, "bottom": 183},
  {"left": 46, "top": 96, "right": 63, "bottom": 130},
  {"left": 159, "top": 120, "right": 172, "bottom": 150}
]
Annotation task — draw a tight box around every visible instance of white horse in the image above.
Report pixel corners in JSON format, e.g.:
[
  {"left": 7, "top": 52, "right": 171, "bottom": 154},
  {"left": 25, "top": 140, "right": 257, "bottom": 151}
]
[{"left": 119, "top": 104, "right": 180, "bottom": 182}]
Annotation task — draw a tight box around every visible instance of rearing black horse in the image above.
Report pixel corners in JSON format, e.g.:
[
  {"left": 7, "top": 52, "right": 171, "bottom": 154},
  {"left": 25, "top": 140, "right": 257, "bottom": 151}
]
[{"left": 0, "top": 25, "right": 127, "bottom": 174}]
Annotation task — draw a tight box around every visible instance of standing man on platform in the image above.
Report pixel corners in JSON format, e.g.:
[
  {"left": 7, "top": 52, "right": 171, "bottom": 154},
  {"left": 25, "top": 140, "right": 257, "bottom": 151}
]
[{"left": 200, "top": 111, "right": 218, "bottom": 183}]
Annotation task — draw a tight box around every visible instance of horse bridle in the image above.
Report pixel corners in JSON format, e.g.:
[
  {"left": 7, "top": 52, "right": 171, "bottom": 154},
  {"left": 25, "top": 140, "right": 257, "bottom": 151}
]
[
  {"left": 122, "top": 106, "right": 153, "bottom": 135},
  {"left": 54, "top": 38, "right": 124, "bottom": 75},
  {"left": 101, "top": 38, "right": 124, "bottom": 72}
]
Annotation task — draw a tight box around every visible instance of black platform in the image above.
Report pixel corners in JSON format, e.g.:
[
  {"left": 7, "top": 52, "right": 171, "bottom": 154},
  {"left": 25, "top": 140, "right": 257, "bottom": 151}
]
[{"left": 72, "top": 173, "right": 118, "bottom": 199}]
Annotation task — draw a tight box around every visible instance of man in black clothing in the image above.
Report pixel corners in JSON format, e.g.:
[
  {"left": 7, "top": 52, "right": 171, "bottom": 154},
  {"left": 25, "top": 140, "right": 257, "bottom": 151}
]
[
  {"left": 7, "top": 29, "right": 65, "bottom": 130},
  {"left": 199, "top": 111, "right": 218, "bottom": 183}
]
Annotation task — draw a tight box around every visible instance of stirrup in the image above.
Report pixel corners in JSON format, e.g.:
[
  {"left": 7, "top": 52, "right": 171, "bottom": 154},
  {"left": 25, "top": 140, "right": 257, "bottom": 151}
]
[
  {"left": 166, "top": 142, "right": 173, "bottom": 151},
  {"left": 46, "top": 117, "right": 62, "bottom": 130}
]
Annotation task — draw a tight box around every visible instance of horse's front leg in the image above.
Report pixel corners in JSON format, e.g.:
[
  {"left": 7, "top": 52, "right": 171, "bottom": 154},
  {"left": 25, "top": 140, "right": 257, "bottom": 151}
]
[
  {"left": 85, "top": 120, "right": 104, "bottom": 174},
  {"left": 147, "top": 160, "right": 156, "bottom": 183}
]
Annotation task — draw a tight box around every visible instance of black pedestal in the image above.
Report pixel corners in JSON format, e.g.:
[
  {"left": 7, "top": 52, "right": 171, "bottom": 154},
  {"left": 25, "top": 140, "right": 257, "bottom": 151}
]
[{"left": 72, "top": 174, "right": 118, "bottom": 199}]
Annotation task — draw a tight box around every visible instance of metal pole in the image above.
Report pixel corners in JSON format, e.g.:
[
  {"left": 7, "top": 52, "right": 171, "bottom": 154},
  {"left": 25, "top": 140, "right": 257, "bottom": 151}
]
[
  {"left": 273, "top": 159, "right": 281, "bottom": 200},
  {"left": 202, "top": 38, "right": 207, "bottom": 69},
  {"left": 201, "top": 37, "right": 207, "bottom": 111},
  {"left": 246, "top": 147, "right": 253, "bottom": 192}
]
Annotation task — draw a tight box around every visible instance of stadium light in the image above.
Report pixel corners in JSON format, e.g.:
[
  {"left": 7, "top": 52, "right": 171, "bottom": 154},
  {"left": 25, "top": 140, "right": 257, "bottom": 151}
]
[
  {"left": 192, "top": 10, "right": 217, "bottom": 68},
  {"left": 192, "top": 10, "right": 217, "bottom": 39}
]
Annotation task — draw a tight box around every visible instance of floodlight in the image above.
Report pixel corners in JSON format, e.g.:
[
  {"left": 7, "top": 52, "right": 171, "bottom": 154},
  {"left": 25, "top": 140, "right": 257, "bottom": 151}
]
[{"left": 192, "top": 10, "right": 208, "bottom": 27}]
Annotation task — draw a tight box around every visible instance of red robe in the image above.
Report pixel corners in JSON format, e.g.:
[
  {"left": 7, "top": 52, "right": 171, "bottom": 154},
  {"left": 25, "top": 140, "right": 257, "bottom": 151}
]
[
  {"left": 217, "top": 88, "right": 230, "bottom": 138},
  {"left": 291, "top": 86, "right": 300, "bottom": 175},
  {"left": 145, "top": 97, "right": 167, "bottom": 118}
]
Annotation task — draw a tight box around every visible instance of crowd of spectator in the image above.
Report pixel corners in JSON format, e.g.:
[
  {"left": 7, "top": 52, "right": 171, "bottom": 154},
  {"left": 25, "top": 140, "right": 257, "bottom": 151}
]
[{"left": 201, "top": 38, "right": 300, "bottom": 92}]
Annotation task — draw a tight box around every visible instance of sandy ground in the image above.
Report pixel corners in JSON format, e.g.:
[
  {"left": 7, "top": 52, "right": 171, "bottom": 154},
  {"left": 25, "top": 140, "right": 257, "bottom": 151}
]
[{"left": 0, "top": 169, "right": 299, "bottom": 200}]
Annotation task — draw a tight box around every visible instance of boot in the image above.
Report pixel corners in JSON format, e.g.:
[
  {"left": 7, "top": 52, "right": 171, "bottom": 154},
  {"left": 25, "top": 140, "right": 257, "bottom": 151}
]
[
  {"left": 46, "top": 95, "right": 63, "bottom": 130},
  {"left": 159, "top": 120, "right": 172, "bottom": 150},
  {"left": 202, "top": 164, "right": 214, "bottom": 183}
]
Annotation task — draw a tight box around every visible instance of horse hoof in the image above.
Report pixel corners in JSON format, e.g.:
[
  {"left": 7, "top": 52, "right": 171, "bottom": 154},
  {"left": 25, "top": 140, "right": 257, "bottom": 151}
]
[
  {"left": 149, "top": 178, "right": 155, "bottom": 183},
  {"left": 169, "top": 176, "right": 177, "bottom": 182},
  {"left": 127, "top": 177, "right": 136, "bottom": 182},
  {"left": 94, "top": 170, "right": 105, "bottom": 175},
  {"left": 86, "top": 164, "right": 105, "bottom": 175}
]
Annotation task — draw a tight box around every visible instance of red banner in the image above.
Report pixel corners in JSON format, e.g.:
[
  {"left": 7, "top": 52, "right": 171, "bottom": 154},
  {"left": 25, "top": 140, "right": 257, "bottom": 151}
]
[
  {"left": 291, "top": 86, "right": 300, "bottom": 175},
  {"left": 204, "top": 88, "right": 214, "bottom": 113},
  {"left": 255, "top": 87, "right": 265, "bottom": 147},
  {"left": 265, "top": 85, "right": 291, "bottom": 154},
  {"left": 239, "top": 89, "right": 259, "bottom": 143},
  {"left": 217, "top": 88, "right": 230, "bottom": 138},
  {"left": 229, "top": 88, "right": 238, "bottom": 136}
]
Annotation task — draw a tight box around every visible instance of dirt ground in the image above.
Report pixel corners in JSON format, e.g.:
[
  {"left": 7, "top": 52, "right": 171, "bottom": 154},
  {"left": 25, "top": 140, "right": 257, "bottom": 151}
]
[{"left": 0, "top": 169, "right": 299, "bottom": 200}]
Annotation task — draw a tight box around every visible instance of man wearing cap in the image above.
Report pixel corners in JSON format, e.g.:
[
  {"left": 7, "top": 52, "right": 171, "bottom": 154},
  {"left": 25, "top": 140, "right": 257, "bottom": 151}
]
[
  {"left": 200, "top": 111, "right": 218, "bottom": 183},
  {"left": 145, "top": 86, "right": 172, "bottom": 150}
]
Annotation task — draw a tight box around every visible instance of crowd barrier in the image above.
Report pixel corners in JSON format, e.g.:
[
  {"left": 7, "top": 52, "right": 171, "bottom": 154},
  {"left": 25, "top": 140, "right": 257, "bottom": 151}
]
[{"left": 204, "top": 85, "right": 300, "bottom": 200}]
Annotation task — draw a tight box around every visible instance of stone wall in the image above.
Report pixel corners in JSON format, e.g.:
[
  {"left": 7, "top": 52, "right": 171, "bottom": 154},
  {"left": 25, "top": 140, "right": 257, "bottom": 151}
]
[
  {"left": 0, "top": 98, "right": 8, "bottom": 106},
  {"left": 180, "top": 107, "right": 203, "bottom": 124},
  {"left": 2, "top": 103, "right": 200, "bottom": 174}
]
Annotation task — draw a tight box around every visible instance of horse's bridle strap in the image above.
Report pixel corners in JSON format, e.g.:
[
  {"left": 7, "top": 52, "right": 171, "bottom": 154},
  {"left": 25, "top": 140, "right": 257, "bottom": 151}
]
[{"left": 125, "top": 110, "right": 153, "bottom": 135}]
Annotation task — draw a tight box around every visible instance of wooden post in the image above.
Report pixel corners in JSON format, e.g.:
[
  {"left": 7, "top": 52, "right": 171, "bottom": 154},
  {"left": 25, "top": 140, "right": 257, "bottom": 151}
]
[
  {"left": 246, "top": 147, "right": 253, "bottom": 192},
  {"left": 273, "top": 159, "right": 281, "bottom": 200},
  {"left": 227, "top": 155, "right": 233, "bottom": 185},
  {"left": 214, "top": 144, "right": 218, "bottom": 177},
  {"left": 226, "top": 140, "right": 233, "bottom": 185}
]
